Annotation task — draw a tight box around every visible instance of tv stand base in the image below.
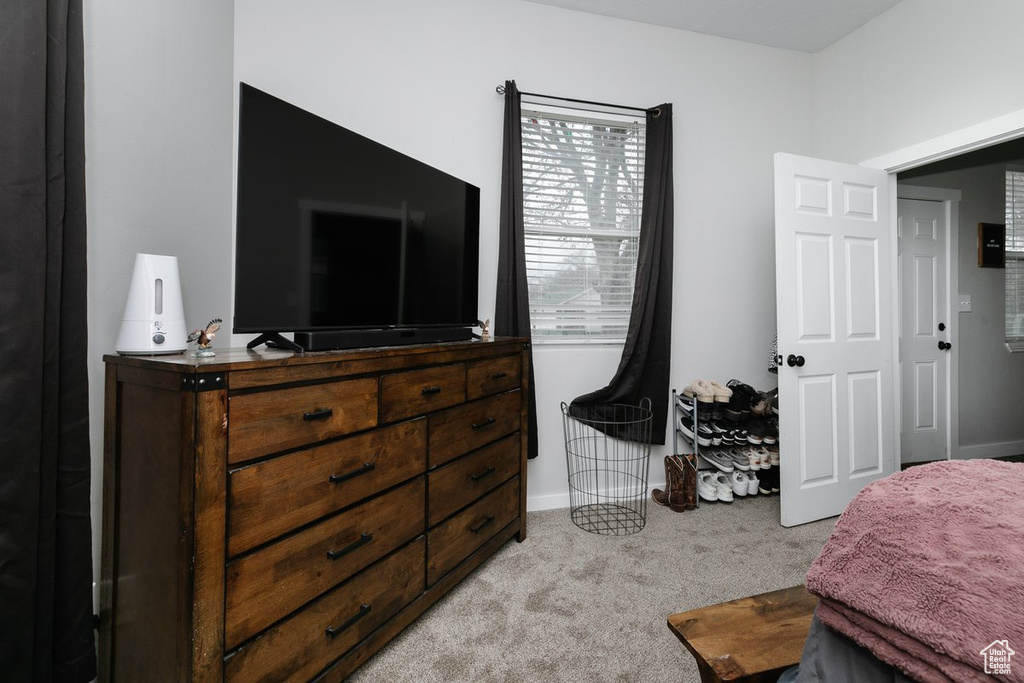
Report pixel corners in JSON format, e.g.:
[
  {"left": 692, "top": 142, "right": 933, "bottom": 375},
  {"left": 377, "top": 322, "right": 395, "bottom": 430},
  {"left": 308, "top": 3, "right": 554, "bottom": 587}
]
[{"left": 246, "top": 332, "right": 304, "bottom": 353}]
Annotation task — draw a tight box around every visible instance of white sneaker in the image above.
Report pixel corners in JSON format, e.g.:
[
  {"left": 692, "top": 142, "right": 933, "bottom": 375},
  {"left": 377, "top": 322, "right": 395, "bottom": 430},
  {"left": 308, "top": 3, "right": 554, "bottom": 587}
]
[
  {"left": 746, "top": 472, "right": 759, "bottom": 496},
  {"left": 697, "top": 472, "right": 719, "bottom": 502},
  {"left": 743, "top": 448, "right": 762, "bottom": 471},
  {"left": 770, "top": 448, "right": 780, "bottom": 466},
  {"left": 713, "top": 472, "right": 734, "bottom": 502},
  {"left": 757, "top": 447, "right": 772, "bottom": 469},
  {"left": 729, "top": 471, "right": 748, "bottom": 497}
]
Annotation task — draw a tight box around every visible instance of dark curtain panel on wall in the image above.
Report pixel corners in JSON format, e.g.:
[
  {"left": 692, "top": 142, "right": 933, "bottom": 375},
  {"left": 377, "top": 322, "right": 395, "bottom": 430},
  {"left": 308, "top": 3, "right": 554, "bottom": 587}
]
[
  {"left": 571, "top": 104, "right": 674, "bottom": 444},
  {"left": 0, "top": 0, "right": 97, "bottom": 681},
  {"left": 495, "top": 80, "right": 539, "bottom": 459}
]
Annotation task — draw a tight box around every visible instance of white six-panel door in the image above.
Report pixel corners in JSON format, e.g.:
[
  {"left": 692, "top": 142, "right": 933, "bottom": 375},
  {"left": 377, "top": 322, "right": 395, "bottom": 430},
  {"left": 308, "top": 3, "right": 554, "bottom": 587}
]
[
  {"left": 898, "top": 197, "right": 950, "bottom": 462},
  {"left": 774, "top": 153, "right": 897, "bottom": 527}
]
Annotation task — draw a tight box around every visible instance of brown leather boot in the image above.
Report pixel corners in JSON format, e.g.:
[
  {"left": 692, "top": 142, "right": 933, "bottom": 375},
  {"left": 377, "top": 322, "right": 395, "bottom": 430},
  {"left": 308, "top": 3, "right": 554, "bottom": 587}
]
[
  {"left": 676, "top": 454, "right": 698, "bottom": 510},
  {"left": 651, "top": 455, "right": 673, "bottom": 506}
]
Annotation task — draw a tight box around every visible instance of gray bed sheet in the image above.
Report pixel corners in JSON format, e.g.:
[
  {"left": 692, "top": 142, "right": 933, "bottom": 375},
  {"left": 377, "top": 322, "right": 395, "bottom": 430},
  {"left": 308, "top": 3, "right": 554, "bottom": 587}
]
[{"left": 792, "top": 611, "right": 915, "bottom": 683}]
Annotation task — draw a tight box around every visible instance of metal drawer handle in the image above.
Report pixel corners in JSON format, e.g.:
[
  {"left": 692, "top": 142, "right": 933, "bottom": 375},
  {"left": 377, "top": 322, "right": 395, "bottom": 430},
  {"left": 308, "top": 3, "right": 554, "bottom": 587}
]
[
  {"left": 470, "top": 466, "right": 496, "bottom": 482},
  {"left": 489, "top": 372, "right": 508, "bottom": 380},
  {"left": 472, "top": 417, "right": 496, "bottom": 431},
  {"left": 325, "top": 603, "right": 372, "bottom": 638},
  {"left": 326, "top": 532, "right": 373, "bottom": 560},
  {"left": 469, "top": 515, "right": 495, "bottom": 534},
  {"left": 421, "top": 386, "right": 442, "bottom": 396},
  {"left": 303, "top": 407, "right": 334, "bottom": 421},
  {"left": 329, "top": 461, "right": 375, "bottom": 484}
]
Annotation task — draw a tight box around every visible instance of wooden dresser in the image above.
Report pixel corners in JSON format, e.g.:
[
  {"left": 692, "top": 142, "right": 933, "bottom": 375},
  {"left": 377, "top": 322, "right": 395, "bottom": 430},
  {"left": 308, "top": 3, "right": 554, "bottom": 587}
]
[{"left": 99, "top": 338, "right": 530, "bottom": 682}]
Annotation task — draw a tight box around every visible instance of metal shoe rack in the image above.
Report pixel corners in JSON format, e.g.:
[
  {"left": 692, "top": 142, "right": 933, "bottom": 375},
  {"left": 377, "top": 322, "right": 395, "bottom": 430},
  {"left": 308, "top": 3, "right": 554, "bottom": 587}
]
[{"left": 671, "top": 388, "right": 701, "bottom": 509}]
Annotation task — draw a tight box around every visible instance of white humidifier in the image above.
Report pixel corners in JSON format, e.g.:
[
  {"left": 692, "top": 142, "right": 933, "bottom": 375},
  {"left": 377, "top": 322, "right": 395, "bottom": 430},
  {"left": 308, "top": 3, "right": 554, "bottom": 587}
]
[{"left": 115, "top": 253, "right": 188, "bottom": 355}]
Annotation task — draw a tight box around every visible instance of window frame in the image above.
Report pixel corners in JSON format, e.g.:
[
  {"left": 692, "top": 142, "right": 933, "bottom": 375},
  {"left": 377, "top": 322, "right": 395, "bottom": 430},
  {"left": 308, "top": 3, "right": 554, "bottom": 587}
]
[{"left": 519, "top": 105, "right": 647, "bottom": 345}]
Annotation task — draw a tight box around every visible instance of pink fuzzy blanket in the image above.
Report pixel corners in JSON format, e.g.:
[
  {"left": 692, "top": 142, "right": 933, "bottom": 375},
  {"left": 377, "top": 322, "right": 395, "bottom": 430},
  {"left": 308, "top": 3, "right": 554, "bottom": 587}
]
[{"left": 805, "top": 460, "right": 1024, "bottom": 683}]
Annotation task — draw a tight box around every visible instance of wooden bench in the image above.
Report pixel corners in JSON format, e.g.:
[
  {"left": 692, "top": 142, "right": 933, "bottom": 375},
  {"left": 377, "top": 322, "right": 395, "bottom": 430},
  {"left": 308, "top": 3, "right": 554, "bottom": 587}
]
[{"left": 666, "top": 585, "right": 817, "bottom": 683}]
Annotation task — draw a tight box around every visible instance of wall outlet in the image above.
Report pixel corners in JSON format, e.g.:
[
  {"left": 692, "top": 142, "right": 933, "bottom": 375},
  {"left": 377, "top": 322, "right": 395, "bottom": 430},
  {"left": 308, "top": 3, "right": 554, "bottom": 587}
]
[{"left": 959, "top": 294, "right": 972, "bottom": 312}]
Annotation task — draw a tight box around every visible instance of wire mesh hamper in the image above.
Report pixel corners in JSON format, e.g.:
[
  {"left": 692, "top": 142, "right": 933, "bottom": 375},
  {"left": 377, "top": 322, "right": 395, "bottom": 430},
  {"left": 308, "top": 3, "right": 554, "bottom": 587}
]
[{"left": 561, "top": 399, "right": 653, "bottom": 535}]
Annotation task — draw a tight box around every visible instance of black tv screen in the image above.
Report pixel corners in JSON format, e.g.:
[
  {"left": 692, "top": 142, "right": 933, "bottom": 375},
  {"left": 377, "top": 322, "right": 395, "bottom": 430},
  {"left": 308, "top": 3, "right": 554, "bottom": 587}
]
[{"left": 234, "top": 83, "right": 480, "bottom": 349}]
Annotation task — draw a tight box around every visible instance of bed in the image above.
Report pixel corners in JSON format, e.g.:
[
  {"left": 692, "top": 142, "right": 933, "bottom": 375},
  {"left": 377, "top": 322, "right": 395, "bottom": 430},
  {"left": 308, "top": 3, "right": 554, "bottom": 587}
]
[{"left": 795, "top": 459, "right": 1024, "bottom": 683}]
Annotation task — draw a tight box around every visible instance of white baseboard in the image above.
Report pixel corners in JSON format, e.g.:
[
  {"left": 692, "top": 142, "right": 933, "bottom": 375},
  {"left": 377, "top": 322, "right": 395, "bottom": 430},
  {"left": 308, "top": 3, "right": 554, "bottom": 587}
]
[
  {"left": 526, "top": 492, "right": 570, "bottom": 512},
  {"left": 957, "top": 441, "right": 1024, "bottom": 460}
]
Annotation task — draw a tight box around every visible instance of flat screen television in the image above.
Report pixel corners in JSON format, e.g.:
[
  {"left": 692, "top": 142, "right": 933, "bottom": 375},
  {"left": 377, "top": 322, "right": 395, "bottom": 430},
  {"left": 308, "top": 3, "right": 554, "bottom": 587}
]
[{"left": 234, "top": 83, "right": 480, "bottom": 352}]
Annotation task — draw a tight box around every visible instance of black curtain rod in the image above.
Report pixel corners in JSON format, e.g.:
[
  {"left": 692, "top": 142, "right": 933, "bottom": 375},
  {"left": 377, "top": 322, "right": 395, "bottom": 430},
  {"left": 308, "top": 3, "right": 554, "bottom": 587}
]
[{"left": 495, "top": 84, "right": 654, "bottom": 116}]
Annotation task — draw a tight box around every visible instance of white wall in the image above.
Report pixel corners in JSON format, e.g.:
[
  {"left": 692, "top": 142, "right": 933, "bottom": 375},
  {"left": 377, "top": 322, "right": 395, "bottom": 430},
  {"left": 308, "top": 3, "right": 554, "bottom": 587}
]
[
  {"left": 84, "top": 0, "right": 235, "bottom": 588},
  {"left": 234, "top": 0, "right": 815, "bottom": 509},
  {"left": 814, "top": 0, "right": 1024, "bottom": 164}
]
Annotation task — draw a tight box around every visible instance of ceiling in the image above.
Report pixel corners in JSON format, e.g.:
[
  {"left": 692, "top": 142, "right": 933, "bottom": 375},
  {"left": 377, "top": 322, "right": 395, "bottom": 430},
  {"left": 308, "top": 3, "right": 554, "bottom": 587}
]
[{"left": 522, "top": 0, "right": 904, "bottom": 53}]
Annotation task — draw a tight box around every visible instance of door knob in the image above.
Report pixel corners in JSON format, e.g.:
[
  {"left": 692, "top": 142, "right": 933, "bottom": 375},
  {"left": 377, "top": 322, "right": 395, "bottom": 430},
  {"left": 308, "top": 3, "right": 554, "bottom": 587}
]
[
  {"left": 786, "top": 354, "right": 806, "bottom": 367},
  {"left": 938, "top": 341, "right": 952, "bottom": 350}
]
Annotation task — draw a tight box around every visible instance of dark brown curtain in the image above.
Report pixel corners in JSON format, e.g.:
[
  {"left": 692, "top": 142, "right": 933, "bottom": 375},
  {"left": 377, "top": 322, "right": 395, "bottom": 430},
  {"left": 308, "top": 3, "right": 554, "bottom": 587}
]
[
  {"left": 571, "top": 104, "right": 674, "bottom": 444},
  {"left": 495, "top": 80, "right": 539, "bottom": 459},
  {"left": 0, "top": 0, "right": 97, "bottom": 680}
]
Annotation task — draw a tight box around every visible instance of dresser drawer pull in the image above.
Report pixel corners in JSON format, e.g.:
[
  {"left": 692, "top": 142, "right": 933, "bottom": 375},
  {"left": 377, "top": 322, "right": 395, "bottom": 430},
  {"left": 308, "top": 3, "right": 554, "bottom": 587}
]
[
  {"left": 325, "top": 603, "right": 372, "bottom": 638},
  {"left": 326, "top": 532, "right": 374, "bottom": 560},
  {"left": 303, "top": 407, "right": 334, "bottom": 421},
  {"left": 328, "top": 461, "right": 375, "bottom": 484},
  {"left": 469, "top": 515, "right": 495, "bottom": 534},
  {"left": 470, "top": 466, "right": 496, "bottom": 482},
  {"left": 489, "top": 372, "right": 508, "bottom": 380},
  {"left": 421, "top": 386, "right": 442, "bottom": 396},
  {"left": 471, "top": 417, "right": 497, "bottom": 431}
]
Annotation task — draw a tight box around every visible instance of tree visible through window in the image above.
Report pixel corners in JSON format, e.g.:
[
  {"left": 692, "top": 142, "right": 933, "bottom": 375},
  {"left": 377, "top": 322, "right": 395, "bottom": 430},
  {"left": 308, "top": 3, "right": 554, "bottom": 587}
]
[
  {"left": 521, "top": 108, "right": 645, "bottom": 342},
  {"left": 1006, "top": 168, "right": 1024, "bottom": 351}
]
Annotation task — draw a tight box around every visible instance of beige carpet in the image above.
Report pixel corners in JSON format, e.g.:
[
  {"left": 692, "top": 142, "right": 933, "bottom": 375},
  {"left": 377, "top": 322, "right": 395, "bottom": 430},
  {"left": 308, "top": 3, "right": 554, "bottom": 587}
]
[{"left": 348, "top": 493, "right": 837, "bottom": 682}]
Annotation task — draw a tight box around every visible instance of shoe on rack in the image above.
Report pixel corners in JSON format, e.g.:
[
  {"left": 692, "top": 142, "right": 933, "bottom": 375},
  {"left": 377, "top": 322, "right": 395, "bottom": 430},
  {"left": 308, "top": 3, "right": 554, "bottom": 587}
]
[
  {"left": 741, "top": 447, "right": 762, "bottom": 471},
  {"left": 750, "top": 391, "right": 770, "bottom": 416},
  {"left": 756, "top": 447, "right": 772, "bottom": 469},
  {"left": 769, "top": 448, "right": 780, "bottom": 467},
  {"left": 701, "top": 449, "right": 734, "bottom": 473},
  {"left": 762, "top": 417, "right": 778, "bottom": 445},
  {"left": 729, "top": 471, "right": 749, "bottom": 497},
  {"left": 684, "top": 380, "right": 716, "bottom": 404},
  {"left": 707, "top": 380, "right": 733, "bottom": 404},
  {"left": 697, "top": 472, "right": 719, "bottom": 502},
  {"left": 758, "top": 471, "right": 772, "bottom": 495},
  {"left": 712, "top": 472, "right": 734, "bottom": 502},
  {"left": 727, "top": 448, "right": 750, "bottom": 471},
  {"left": 746, "top": 471, "right": 759, "bottom": 496},
  {"left": 745, "top": 418, "right": 765, "bottom": 445},
  {"left": 766, "top": 387, "right": 779, "bottom": 415},
  {"left": 695, "top": 422, "right": 714, "bottom": 448},
  {"left": 677, "top": 414, "right": 696, "bottom": 443}
]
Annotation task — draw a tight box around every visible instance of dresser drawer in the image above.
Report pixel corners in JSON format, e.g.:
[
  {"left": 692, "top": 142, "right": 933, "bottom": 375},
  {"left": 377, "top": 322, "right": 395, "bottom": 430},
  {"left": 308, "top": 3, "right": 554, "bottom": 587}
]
[
  {"left": 427, "top": 477, "right": 519, "bottom": 585},
  {"left": 224, "top": 478, "right": 425, "bottom": 649},
  {"left": 428, "top": 433, "right": 519, "bottom": 527},
  {"left": 466, "top": 354, "right": 521, "bottom": 400},
  {"left": 228, "top": 377, "right": 379, "bottom": 464},
  {"left": 380, "top": 364, "right": 466, "bottom": 423},
  {"left": 428, "top": 390, "right": 521, "bottom": 467},
  {"left": 228, "top": 419, "right": 427, "bottom": 556},
  {"left": 224, "top": 538, "right": 425, "bottom": 683}
]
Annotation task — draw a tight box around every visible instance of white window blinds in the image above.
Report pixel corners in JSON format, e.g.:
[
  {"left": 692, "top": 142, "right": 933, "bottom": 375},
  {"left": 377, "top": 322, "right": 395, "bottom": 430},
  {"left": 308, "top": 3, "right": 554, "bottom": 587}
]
[
  {"left": 520, "top": 108, "right": 646, "bottom": 343},
  {"left": 1006, "top": 168, "right": 1024, "bottom": 351}
]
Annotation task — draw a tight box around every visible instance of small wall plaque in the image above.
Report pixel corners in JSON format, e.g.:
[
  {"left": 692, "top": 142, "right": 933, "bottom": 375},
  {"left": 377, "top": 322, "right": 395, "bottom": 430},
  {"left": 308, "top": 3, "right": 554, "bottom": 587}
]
[{"left": 978, "top": 222, "right": 1005, "bottom": 268}]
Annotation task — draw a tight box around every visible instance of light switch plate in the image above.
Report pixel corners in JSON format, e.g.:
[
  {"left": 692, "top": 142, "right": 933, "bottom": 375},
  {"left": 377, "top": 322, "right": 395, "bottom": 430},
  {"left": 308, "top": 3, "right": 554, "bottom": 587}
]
[{"left": 959, "top": 294, "right": 972, "bottom": 312}]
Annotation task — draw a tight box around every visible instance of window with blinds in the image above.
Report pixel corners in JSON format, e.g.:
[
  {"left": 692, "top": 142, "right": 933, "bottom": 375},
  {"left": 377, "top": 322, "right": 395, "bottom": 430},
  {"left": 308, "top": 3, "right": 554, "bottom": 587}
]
[
  {"left": 1006, "top": 168, "right": 1024, "bottom": 351},
  {"left": 521, "top": 108, "right": 646, "bottom": 343}
]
